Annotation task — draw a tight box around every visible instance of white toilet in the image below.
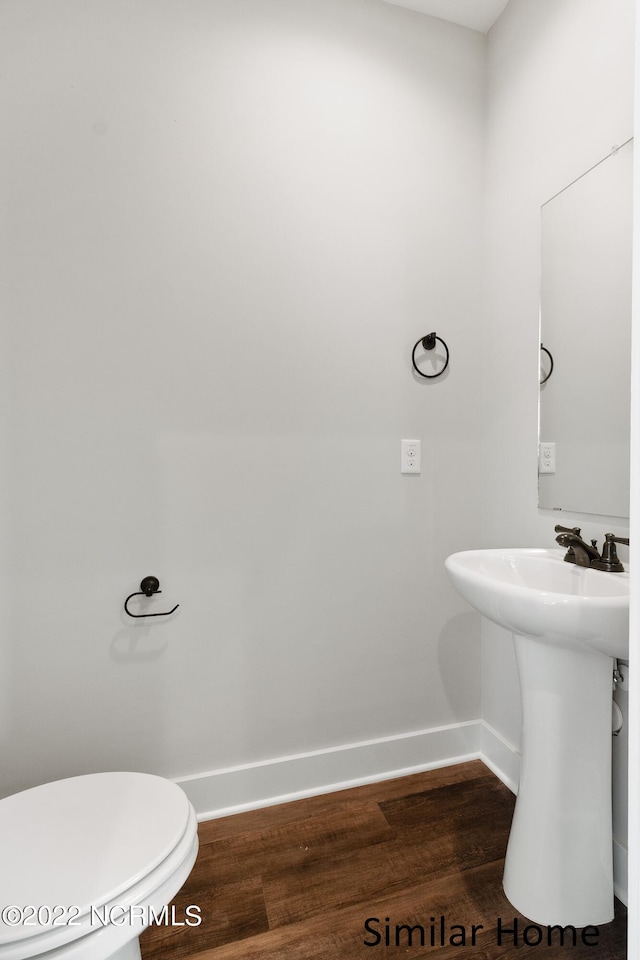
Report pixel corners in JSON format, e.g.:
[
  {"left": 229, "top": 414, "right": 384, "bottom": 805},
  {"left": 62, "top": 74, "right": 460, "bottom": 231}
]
[{"left": 0, "top": 772, "right": 199, "bottom": 960}]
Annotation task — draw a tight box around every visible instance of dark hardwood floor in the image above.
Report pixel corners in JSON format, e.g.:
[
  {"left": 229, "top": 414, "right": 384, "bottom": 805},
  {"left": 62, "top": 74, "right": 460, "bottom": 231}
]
[{"left": 140, "top": 760, "right": 627, "bottom": 960}]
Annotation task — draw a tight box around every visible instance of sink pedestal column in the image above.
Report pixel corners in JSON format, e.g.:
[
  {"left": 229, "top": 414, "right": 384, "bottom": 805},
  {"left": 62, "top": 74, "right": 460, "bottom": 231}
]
[{"left": 503, "top": 633, "right": 614, "bottom": 927}]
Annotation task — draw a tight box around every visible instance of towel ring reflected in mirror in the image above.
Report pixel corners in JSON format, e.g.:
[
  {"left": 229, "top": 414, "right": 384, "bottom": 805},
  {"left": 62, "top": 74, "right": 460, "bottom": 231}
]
[{"left": 540, "top": 343, "right": 554, "bottom": 384}]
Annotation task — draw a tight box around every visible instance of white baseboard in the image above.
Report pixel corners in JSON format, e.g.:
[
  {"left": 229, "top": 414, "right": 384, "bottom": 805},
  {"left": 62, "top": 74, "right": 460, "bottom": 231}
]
[
  {"left": 479, "top": 719, "right": 521, "bottom": 794},
  {"left": 174, "top": 719, "right": 627, "bottom": 906},
  {"left": 175, "top": 719, "right": 512, "bottom": 820},
  {"left": 614, "top": 836, "right": 628, "bottom": 906}
]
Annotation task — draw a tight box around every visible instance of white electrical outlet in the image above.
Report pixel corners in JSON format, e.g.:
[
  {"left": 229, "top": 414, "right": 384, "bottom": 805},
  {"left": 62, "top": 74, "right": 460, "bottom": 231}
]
[
  {"left": 539, "top": 441, "right": 556, "bottom": 474},
  {"left": 401, "top": 439, "right": 421, "bottom": 474}
]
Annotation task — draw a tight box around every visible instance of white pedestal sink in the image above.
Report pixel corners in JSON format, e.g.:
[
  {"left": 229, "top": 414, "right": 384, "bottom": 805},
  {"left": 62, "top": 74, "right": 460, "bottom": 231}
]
[{"left": 445, "top": 547, "right": 629, "bottom": 927}]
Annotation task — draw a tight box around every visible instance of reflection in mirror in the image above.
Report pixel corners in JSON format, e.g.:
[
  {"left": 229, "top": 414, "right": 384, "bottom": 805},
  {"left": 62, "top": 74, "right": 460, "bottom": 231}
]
[{"left": 538, "top": 139, "right": 633, "bottom": 517}]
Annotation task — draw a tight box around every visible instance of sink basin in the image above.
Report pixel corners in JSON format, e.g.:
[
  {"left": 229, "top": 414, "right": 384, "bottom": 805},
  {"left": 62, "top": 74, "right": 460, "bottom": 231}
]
[
  {"left": 445, "top": 547, "right": 629, "bottom": 928},
  {"left": 445, "top": 547, "right": 629, "bottom": 657}
]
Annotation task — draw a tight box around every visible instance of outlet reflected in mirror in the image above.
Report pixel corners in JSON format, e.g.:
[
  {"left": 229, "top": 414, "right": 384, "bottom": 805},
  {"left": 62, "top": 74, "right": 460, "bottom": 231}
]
[{"left": 538, "top": 139, "right": 632, "bottom": 518}]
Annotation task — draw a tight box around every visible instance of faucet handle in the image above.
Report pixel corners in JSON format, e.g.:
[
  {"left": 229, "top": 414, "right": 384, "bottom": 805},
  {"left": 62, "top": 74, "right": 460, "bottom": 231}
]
[
  {"left": 554, "top": 524, "right": 581, "bottom": 537},
  {"left": 592, "top": 533, "right": 628, "bottom": 573},
  {"left": 605, "top": 533, "right": 629, "bottom": 547}
]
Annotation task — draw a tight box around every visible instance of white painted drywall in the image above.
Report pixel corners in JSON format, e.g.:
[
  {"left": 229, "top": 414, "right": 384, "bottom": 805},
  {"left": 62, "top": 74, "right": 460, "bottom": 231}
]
[
  {"left": 0, "top": 0, "right": 485, "bottom": 796},
  {"left": 379, "top": 0, "right": 509, "bottom": 34},
  {"left": 626, "top": 3, "right": 640, "bottom": 948},
  {"left": 483, "top": 0, "right": 634, "bottom": 877}
]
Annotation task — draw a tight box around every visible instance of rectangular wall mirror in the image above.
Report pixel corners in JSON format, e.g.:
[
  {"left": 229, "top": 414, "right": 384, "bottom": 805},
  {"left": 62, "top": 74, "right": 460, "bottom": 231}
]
[{"left": 538, "top": 138, "right": 633, "bottom": 518}]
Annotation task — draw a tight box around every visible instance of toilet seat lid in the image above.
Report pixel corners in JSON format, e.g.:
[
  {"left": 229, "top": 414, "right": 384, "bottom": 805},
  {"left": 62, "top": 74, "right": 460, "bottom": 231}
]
[{"left": 0, "top": 772, "right": 191, "bottom": 942}]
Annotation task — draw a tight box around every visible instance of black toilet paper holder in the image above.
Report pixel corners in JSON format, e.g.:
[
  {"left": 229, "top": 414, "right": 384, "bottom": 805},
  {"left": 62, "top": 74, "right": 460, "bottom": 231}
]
[{"left": 124, "top": 576, "right": 180, "bottom": 619}]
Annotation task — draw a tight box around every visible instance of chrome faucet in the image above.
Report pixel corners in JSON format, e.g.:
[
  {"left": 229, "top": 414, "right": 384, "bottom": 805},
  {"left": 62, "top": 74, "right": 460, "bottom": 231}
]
[{"left": 554, "top": 524, "right": 629, "bottom": 572}]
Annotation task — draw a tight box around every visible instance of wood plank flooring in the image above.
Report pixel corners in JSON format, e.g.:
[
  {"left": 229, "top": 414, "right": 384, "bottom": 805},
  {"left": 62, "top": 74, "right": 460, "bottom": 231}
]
[{"left": 140, "top": 761, "right": 626, "bottom": 960}]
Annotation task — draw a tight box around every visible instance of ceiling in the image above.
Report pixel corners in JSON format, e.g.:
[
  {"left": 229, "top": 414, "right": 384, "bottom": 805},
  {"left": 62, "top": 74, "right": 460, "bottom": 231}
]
[{"left": 378, "top": 0, "right": 510, "bottom": 34}]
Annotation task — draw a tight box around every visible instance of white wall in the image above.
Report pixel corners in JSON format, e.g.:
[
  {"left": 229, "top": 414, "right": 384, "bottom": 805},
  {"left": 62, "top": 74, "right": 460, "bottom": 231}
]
[
  {"left": 483, "top": 0, "right": 635, "bottom": 892},
  {"left": 482, "top": 0, "right": 634, "bottom": 747},
  {"left": 626, "top": 4, "right": 640, "bottom": 950},
  {"left": 0, "top": 0, "right": 486, "bottom": 798}
]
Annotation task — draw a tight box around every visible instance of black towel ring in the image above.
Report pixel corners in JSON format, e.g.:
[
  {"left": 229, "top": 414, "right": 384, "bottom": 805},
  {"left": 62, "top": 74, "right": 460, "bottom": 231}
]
[
  {"left": 124, "top": 576, "right": 180, "bottom": 619},
  {"left": 540, "top": 343, "right": 554, "bottom": 384},
  {"left": 411, "top": 332, "right": 450, "bottom": 379}
]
